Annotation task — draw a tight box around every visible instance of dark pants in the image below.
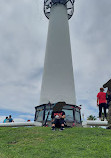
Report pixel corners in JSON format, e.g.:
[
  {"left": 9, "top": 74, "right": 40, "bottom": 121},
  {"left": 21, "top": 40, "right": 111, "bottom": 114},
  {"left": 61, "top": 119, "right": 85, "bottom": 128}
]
[
  {"left": 108, "top": 102, "right": 111, "bottom": 128},
  {"left": 52, "top": 118, "right": 64, "bottom": 127},
  {"left": 99, "top": 103, "right": 107, "bottom": 118}
]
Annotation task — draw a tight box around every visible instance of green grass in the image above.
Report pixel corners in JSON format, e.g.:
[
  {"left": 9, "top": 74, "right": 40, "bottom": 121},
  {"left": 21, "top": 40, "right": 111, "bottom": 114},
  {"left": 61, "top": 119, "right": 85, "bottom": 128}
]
[{"left": 0, "top": 127, "right": 111, "bottom": 158}]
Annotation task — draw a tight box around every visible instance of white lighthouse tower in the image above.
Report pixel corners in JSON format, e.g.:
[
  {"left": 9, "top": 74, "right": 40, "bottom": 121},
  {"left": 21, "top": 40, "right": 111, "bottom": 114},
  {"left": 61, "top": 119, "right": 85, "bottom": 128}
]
[{"left": 40, "top": 0, "right": 76, "bottom": 105}]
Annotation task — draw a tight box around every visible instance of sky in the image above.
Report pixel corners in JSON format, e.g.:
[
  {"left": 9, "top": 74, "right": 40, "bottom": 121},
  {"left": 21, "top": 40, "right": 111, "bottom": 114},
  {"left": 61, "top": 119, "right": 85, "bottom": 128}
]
[{"left": 0, "top": 0, "right": 111, "bottom": 122}]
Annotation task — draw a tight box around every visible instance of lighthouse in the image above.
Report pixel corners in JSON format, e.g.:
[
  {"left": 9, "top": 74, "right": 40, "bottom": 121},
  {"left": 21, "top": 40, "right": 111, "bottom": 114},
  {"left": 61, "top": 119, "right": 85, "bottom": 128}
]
[
  {"left": 40, "top": 0, "right": 76, "bottom": 105},
  {"left": 34, "top": 0, "right": 81, "bottom": 126}
]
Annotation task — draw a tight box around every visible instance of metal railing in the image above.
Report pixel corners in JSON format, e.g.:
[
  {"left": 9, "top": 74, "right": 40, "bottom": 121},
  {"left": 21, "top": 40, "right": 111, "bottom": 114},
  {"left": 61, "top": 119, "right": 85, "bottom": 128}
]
[{"left": 44, "top": 0, "right": 75, "bottom": 19}]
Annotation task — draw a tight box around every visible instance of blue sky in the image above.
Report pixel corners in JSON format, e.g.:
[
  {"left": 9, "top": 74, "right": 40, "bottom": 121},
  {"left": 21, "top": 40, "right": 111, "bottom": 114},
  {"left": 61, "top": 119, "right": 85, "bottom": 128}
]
[{"left": 0, "top": 0, "right": 111, "bottom": 122}]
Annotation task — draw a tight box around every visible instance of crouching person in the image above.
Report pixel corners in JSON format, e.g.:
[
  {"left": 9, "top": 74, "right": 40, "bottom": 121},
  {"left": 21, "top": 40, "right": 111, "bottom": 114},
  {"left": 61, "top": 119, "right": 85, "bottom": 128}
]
[{"left": 51, "top": 111, "right": 65, "bottom": 131}]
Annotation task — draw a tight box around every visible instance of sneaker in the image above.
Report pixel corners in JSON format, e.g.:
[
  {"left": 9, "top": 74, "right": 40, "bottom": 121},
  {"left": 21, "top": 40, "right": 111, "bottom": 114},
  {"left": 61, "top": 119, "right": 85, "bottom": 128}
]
[
  {"left": 104, "top": 118, "right": 107, "bottom": 121},
  {"left": 51, "top": 128, "right": 55, "bottom": 131},
  {"left": 59, "top": 128, "right": 64, "bottom": 131},
  {"left": 106, "top": 127, "right": 111, "bottom": 129}
]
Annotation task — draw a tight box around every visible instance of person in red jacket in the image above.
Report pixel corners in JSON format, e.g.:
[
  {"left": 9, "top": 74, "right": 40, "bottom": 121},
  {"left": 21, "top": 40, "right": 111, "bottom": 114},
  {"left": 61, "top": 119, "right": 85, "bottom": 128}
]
[{"left": 97, "top": 88, "right": 107, "bottom": 121}]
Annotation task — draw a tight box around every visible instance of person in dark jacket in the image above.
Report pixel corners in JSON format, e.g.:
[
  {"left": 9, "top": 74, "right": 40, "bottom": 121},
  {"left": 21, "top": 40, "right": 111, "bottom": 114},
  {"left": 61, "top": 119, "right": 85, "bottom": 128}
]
[
  {"left": 8, "top": 115, "right": 14, "bottom": 122},
  {"left": 103, "top": 79, "right": 111, "bottom": 129},
  {"left": 51, "top": 110, "right": 65, "bottom": 131},
  {"left": 106, "top": 90, "right": 111, "bottom": 129}
]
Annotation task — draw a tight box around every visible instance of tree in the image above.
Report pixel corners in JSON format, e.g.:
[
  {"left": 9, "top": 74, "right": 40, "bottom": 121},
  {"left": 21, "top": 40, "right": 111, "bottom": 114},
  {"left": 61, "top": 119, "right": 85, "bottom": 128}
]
[{"left": 87, "top": 115, "right": 97, "bottom": 120}]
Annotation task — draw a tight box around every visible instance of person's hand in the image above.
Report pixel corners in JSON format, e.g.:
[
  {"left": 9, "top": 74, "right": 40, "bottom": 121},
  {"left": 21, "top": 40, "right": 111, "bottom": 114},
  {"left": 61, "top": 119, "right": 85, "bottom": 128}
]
[
  {"left": 97, "top": 103, "right": 99, "bottom": 106},
  {"left": 59, "top": 114, "right": 62, "bottom": 118}
]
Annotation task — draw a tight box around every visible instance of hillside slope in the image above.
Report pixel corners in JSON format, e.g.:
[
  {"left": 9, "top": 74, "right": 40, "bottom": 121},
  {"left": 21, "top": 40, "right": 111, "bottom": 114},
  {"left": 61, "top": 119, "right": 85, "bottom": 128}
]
[{"left": 0, "top": 127, "right": 111, "bottom": 158}]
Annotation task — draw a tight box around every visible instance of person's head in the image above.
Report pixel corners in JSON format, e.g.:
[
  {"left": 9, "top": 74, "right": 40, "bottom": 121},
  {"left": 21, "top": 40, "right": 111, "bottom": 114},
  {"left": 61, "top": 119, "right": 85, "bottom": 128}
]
[
  {"left": 100, "top": 88, "right": 104, "bottom": 92},
  {"left": 6, "top": 117, "right": 8, "bottom": 119},
  {"left": 9, "top": 115, "right": 11, "bottom": 118}
]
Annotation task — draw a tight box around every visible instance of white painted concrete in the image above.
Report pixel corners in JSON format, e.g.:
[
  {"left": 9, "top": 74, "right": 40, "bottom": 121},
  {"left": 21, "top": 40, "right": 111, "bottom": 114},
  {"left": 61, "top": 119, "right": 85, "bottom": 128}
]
[
  {"left": 0, "top": 121, "right": 42, "bottom": 127},
  {"left": 82, "top": 120, "right": 108, "bottom": 127},
  {"left": 40, "top": 4, "right": 76, "bottom": 105}
]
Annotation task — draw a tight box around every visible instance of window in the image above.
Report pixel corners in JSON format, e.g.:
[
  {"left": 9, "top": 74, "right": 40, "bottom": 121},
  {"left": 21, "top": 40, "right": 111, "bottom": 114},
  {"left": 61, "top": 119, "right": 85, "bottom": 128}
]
[
  {"left": 63, "top": 109, "right": 74, "bottom": 121},
  {"left": 75, "top": 110, "right": 81, "bottom": 123},
  {"left": 45, "top": 109, "right": 53, "bottom": 121},
  {"left": 36, "top": 110, "right": 43, "bottom": 122},
  {"left": 52, "top": 0, "right": 66, "bottom": 4}
]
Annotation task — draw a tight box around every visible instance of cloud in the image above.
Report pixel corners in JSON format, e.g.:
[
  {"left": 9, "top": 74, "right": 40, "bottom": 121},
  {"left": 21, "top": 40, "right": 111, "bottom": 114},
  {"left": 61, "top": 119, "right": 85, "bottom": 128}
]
[
  {"left": 0, "top": 0, "right": 47, "bottom": 113},
  {"left": 18, "top": 115, "right": 34, "bottom": 119},
  {"left": 13, "top": 118, "right": 26, "bottom": 122}
]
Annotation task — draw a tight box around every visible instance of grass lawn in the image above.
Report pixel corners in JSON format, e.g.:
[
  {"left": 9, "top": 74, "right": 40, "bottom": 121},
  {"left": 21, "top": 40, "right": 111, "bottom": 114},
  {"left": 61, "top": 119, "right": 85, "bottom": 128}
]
[{"left": 0, "top": 127, "right": 111, "bottom": 158}]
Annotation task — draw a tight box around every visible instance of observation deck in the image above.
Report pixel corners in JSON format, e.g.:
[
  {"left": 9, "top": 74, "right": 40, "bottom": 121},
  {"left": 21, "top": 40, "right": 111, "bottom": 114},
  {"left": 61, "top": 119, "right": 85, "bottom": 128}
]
[{"left": 44, "top": 0, "right": 75, "bottom": 20}]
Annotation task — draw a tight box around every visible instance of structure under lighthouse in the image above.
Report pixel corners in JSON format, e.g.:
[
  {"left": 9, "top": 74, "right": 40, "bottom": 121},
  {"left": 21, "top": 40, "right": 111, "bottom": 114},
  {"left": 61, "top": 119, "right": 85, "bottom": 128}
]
[{"left": 35, "top": 0, "right": 81, "bottom": 127}]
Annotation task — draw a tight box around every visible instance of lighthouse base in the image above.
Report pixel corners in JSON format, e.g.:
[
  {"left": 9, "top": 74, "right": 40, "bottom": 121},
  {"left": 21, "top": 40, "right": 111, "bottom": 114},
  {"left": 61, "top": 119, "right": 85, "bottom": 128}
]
[{"left": 34, "top": 103, "right": 82, "bottom": 127}]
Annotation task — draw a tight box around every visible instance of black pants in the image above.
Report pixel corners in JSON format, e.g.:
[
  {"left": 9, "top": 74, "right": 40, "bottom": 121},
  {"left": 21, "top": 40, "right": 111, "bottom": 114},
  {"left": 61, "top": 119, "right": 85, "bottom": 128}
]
[
  {"left": 99, "top": 103, "right": 107, "bottom": 118},
  {"left": 52, "top": 118, "right": 64, "bottom": 127}
]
